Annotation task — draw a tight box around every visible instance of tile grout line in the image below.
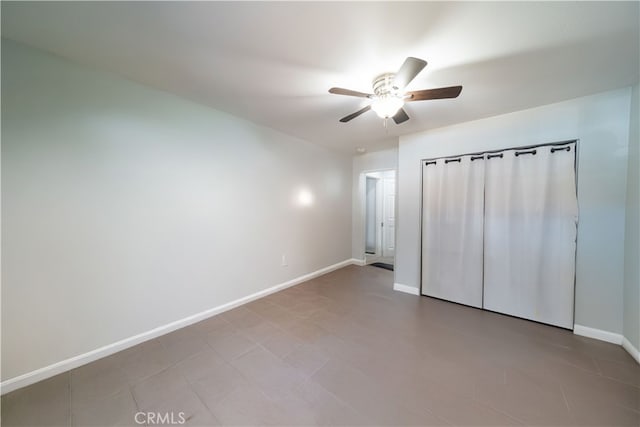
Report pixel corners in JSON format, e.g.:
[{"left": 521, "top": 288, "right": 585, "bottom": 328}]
[
  {"left": 224, "top": 304, "right": 368, "bottom": 425},
  {"left": 184, "top": 369, "right": 219, "bottom": 423},
  {"left": 305, "top": 356, "right": 331, "bottom": 380},
  {"left": 304, "top": 363, "right": 370, "bottom": 424},
  {"left": 128, "top": 383, "right": 143, "bottom": 426},
  {"left": 559, "top": 383, "right": 572, "bottom": 415},
  {"left": 477, "top": 399, "right": 528, "bottom": 426}
]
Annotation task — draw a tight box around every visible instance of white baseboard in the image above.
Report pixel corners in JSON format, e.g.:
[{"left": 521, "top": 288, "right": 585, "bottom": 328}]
[
  {"left": 573, "top": 324, "right": 623, "bottom": 345},
  {"left": 0, "top": 258, "right": 359, "bottom": 395},
  {"left": 351, "top": 258, "right": 366, "bottom": 266},
  {"left": 622, "top": 337, "right": 640, "bottom": 364},
  {"left": 393, "top": 283, "right": 420, "bottom": 296}
]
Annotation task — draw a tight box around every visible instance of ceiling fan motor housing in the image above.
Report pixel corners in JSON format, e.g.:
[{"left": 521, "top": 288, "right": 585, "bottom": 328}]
[
  {"left": 372, "top": 73, "right": 400, "bottom": 96},
  {"left": 370, "top": 73, "right": 405, "bottom": 119}
]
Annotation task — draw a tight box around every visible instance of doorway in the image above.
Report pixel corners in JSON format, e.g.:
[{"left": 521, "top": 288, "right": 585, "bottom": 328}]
[{"left": 363, "top": 170, "right": 396, "bottom": 266}]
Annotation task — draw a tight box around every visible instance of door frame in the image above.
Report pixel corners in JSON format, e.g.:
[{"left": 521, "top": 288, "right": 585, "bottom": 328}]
[
  {"left": 364, "top": 175, "right": 380, "bottom": 255},
  {"left": 359, "top": 168, "right": 397, "bottom": 265}
]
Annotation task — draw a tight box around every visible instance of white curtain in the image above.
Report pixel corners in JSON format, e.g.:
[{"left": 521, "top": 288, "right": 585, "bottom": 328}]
[
  {"left": 483, "top": 143, "right": 578, "bottom": 328},
  {"left": 421, "top": 155, "right": 485, "bottom": 308}
]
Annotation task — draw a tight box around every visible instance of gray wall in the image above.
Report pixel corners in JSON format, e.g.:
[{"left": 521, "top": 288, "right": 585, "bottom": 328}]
[
  {"left": 397, "top": 88, "right": 632, "bottom": 335},
  {"left": 624, "top": 84, "right": 640, "bottom": 350},
  {"left": 1, "top": 40, "right": 352, "bottom": 381}
]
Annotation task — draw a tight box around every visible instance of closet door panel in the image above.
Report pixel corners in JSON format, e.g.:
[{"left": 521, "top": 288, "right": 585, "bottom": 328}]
[
  {"left": 483, "top": 144, "right": 577, "bottom": 328},
  {"left": 421, "top": 156, "right": 485, "bottom": 308}
]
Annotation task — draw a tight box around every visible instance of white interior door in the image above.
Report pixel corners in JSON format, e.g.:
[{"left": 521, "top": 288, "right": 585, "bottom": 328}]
[
  {"left": 483, "top": 143, "right": 577, "bottom": 328},
  {"left": 382, "top": 174, "right": 395, "bottom": 258},
  {"left": 365, "top": 176, "right": 378, "bottom": 254},
  {"left": 421, "top": 155, "right": 485, "bottom": 308}
]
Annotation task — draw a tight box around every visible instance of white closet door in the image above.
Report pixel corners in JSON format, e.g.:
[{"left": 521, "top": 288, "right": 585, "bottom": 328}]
[
  {"left": 483, "top": 144, "right": 578, "bottom": 329},
  {"left": 421, "top": 155, "right": 485, "bottom": 308}
]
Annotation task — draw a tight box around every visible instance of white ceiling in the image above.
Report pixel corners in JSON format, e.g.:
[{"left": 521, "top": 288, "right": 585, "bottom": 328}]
[{"left": 2, "top": 1, "right": 639, "bottom": 153}]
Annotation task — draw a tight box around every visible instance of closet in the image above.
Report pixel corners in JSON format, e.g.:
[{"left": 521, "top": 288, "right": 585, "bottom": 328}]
[{"left": 421, "top": 141, "right": 578, "bottom": 329}]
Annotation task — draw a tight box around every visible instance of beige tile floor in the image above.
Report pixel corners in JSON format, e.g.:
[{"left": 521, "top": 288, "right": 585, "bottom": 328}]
[{"left": 2, "top": 265, "right": 639, "bottom": 426}]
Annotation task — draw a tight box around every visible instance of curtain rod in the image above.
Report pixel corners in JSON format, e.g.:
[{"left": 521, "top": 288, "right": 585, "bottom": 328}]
[{"left": 420, "top": 139, "right": 577, "bottom": 164}]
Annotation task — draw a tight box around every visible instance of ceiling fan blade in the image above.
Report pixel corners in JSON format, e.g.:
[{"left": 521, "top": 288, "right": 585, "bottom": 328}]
[
  {"left": 329, "top": 87, "right": 373, "bottom": 98},
  {"left": 339, "top": 105, "right": 371, "bottom": 123},
  {"left": 393, "top": 108, "right": 410, "bottom": 124},
  {"left": 406, "top": 85, "right": 463, "bottom": 102},
  {"left": 393, "top": 57, "right": 427, "bottom": 90}
]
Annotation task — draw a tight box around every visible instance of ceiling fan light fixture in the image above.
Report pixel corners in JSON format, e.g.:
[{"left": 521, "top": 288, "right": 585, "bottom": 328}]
[
  {"left": 329, "top": 57, "right": 462, "bottom": 124},
  {"left": 371, "top": 95, "right": 404, "bottom": 119}
]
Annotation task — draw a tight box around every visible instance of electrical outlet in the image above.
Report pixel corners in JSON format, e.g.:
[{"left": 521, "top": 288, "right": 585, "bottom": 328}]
[{"left": 281, "top": 254, "right": 288, "bottom": 267}]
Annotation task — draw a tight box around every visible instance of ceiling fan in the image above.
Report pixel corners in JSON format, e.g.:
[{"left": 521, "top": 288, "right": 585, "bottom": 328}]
[{"left": 329, "top": 57, "right": 462, "bottom": 124}]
